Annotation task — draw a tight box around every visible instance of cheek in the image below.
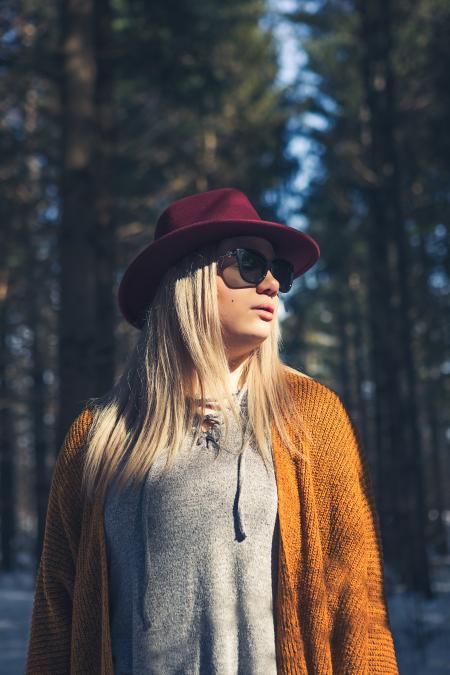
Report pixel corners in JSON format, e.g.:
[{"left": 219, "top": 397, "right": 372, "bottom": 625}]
[
  {"left": 217, "top": 278, "right": 233, "bottom": 310},
  {"left": 216, "top": 277, "right": 240, "bottom": 321}
]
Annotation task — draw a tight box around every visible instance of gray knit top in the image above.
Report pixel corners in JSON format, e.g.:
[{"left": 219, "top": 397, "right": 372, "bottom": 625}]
[{"left": 104, "top": 385, "right": 280, "bottom": 674}]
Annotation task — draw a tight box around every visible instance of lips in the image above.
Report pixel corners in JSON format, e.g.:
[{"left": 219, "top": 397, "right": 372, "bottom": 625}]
[{"left": 252, "top": 305, "right": 274, "bottom": 314}]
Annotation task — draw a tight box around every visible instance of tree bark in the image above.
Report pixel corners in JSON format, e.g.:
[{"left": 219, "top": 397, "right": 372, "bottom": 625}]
[{"left": 357, "top": 0, "right": 431, "bottom": 595}]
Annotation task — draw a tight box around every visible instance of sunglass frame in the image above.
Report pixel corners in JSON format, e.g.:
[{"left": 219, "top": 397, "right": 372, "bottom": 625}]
[{"left": 217, "top": 247, "right": 294, "bottom": 292}]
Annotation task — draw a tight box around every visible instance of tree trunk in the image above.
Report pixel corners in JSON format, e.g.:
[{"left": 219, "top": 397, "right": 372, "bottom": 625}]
[
  {"left": 0, "top": 265, "right": 16, "bottom": 572},
  {"left": 93, "top": 0, "right": 116, "bottom": 396},
  {"left": 58, "top": 0, "right": 97, "bottom": 449},
  {"left": 357, "top": 0, "right": 431, "bottom": 595}
]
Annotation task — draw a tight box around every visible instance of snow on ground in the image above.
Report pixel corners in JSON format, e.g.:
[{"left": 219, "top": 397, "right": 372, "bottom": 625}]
[
  {"left": 0, "top": 571, "right": 35, "bottom": 675},
  {"left": 1, "top": 562, "right": 449, "bottom": 674}
]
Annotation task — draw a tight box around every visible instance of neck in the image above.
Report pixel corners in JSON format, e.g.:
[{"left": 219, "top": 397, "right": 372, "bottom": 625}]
[
  {"left": 228, "top": 357, "right": 247, "bottom": 392},
  {"left": 190, "top": 354, "right": 250, "bottom": 406}
]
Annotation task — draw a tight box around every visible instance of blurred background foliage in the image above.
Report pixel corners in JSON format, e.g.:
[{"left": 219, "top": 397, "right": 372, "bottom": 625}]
[{"left": 1, "top": 0, "right": 450, "bottom": 668}]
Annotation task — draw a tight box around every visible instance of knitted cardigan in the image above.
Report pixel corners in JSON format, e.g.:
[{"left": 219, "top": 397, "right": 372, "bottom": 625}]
[{"left": 25, "top": 370, "right": 399, "bottom": 674}]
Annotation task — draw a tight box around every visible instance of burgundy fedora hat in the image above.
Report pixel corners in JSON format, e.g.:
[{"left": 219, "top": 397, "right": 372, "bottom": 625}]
[{"left": 118, "top": 187, "right": 320, "bottom": 329}]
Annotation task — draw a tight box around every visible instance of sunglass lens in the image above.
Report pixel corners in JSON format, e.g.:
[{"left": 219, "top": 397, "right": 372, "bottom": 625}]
[
  {"left": 238, "top": 250, "right": 266, "bottom": 283},
  {"left": 271, "top": 259, "right": 293, "bottom": 292}
]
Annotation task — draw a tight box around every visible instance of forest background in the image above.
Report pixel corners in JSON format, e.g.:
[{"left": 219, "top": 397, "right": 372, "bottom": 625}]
[{"left": 1, "top": 0, "right": 449, "bottom": 672}]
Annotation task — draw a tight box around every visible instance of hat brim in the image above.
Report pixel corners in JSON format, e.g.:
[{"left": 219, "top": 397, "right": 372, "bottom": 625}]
[{"left": 118, "top": 217, "right": 320, "bottom": 329}]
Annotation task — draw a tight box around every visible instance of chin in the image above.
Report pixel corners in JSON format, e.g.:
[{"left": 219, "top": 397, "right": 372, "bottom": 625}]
[{"left": 224, "top": 324, "right": 273, "bottom": 351}]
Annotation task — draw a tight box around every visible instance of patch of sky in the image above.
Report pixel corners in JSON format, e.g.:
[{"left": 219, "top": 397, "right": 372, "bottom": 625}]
[
  {"left": 1, "top": 28, "right": 18, "bottom": 44},
  {"left": 8, "top": 330, "right": 32, "bottom": 356},
  {"left": 426, "top": 226, "right": 448, "bottom": 259},
  {"left": 43, "top": 369, "right": 55, "bottom": 385},
  {"left": 301, "top": 111, "right": 330, "bottom": 131},
  {"left": 36, "top": 153, "right": 49, "bottom": 167},
  {"left": 44, "top": 204, "right": 59, "bottom": 222},
  {"left": 288, "top": 139, "right": 323, "bottom": 192},
  {"left": 5, "top": 107, "right": 23, "bottom": 132},
  {"left": 428, "top": 269, "right": 449, "bottom": 293},
  {"left": 266, "top": 0, "right": 328, "bottom": 195},
  {"left": 50, "top": 285, "right": 60, "bottom": 305},
  {"left": 264, "top": 0, "right": 326, "bottom": 319},
  {"left": 348, "top": 189, "right": 369, "bottom": 218},
  {"left": 361, "top": 380, "right": 375, "bottom": 399},
  {"left": 46, "top": 183, "right": 58, "bottom": 198}
]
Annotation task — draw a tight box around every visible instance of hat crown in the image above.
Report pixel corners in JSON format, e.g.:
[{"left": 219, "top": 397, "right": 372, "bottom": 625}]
[{"left": 155, "top": 187, "right": 260, "bottom": 240}]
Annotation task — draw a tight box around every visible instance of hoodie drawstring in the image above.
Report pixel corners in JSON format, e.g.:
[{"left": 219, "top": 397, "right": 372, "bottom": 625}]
[
  {"left": 235, "top": 449, "right": 247, "bottom": 541},
  {"left": 139, "top": 386, "right": 248, "bottom": 631}
]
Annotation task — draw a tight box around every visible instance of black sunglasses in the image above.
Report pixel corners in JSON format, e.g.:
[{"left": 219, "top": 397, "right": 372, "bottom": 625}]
[{"left": 217, "top": 248, "right": 294, "bottom": 293}]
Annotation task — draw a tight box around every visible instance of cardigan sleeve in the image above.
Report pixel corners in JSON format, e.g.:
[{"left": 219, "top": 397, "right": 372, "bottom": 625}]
[
  {"left": 324, "top": 390, "right": 399, "bottom": 674},
  {"left": 25, "top": 409, "right": 92, "bottom": 675}
]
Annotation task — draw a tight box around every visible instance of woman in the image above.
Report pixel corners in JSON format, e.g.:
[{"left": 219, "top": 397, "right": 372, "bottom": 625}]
[{"left": 26, "top": 187, "right": 399, "bottom": 674}]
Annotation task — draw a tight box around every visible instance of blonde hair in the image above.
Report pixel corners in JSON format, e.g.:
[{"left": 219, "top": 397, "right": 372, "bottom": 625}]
[{"left": 82, "top": 241, "right": 311, "bottom": 504}]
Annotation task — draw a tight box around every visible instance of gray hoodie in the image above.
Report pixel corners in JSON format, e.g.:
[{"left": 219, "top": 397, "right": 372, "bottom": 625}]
[{"left": 104, "top": 385, "right": 280, "bottom": 674}]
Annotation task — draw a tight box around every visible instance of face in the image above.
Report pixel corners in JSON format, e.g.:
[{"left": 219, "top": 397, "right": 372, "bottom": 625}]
[{"left": 216, "top": 235, "right": 279, "bottom": 363}]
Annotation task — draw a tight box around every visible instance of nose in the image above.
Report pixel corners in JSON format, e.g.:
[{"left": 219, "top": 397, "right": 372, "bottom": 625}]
[{"left": 256, "top": 268, "right": 279, "bottom": 296}]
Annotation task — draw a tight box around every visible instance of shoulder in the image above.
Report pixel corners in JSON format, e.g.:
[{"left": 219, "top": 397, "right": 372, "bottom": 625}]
[
  {"left": 63, "top": 407, "right": 94, "bottom": 450},
  {"left": 52, "top": 408, "right": 94, "bottom": 489},
  {"left": 281, "top": 366, "right": 358, "bottom": 443},
  {"left": 282, "top": 365, "right": 347, "bottom": 411}
]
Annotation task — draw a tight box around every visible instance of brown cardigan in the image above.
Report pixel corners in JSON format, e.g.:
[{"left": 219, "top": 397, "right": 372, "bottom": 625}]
[{"left": 25, "top": 370, "right": 399, "bottom": 674}]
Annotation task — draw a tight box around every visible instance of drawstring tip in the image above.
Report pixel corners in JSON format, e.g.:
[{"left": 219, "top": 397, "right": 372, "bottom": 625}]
[{"left": 236, "top": 511, "right": 247, "bottom": 541}]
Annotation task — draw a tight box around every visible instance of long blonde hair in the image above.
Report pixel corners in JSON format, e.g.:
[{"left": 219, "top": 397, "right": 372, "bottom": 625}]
[{"left": 82, "top": 241, "right": 310, "bottom": 504}]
